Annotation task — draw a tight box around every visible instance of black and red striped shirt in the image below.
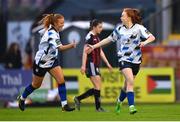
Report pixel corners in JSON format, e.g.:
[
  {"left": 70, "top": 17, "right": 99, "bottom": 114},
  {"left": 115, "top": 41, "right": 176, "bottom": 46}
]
[{"left": 85, "top": 32, "right": 101, "bottom": 66}]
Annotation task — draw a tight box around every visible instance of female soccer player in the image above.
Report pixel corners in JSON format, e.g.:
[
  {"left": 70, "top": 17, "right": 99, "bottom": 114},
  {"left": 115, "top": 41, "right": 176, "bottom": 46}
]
[
  {"left": 74, "top": 19, "right": 112, "bottom": 112},
  {"left": 17, "top": 14, "right": 76, "bottom": 112},
  {"left": 86, "top": 8, "right": 155, "bottom": 114}
]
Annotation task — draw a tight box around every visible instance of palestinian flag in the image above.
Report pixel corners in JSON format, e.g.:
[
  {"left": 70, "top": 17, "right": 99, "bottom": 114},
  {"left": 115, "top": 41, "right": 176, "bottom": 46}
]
[
  {"left": 147, "top": 75, "right": 171, "bottom": 94},
  {"left": 64, "top": 76, "right": 78, "bottom": 94}
]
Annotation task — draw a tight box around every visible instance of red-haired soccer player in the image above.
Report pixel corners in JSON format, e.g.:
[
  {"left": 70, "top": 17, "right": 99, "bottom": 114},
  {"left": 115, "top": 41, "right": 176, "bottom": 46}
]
[{"left": 86, "top": 8, "right": 155, "bottom": 114}]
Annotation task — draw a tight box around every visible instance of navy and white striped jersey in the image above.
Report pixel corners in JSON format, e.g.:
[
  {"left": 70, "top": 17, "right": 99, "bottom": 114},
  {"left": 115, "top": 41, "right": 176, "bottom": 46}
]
[
  {"left": 108, "top": 24, "right": 152, "bottom": 64},
  {"left": 34, "top": 25, "right": 62, "bottom": 68}
]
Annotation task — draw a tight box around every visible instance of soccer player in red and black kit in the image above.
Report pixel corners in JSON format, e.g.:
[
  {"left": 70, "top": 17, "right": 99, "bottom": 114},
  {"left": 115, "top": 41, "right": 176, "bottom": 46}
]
[{"left": 74, "top": 19, "right": 112, "bottom": 112}]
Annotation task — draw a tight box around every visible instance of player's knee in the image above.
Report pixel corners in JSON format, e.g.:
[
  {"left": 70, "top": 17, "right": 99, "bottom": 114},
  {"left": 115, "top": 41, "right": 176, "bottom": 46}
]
[
  {"left": 56, "top": 79, "right": 65, "bottom": 84},
  {"left": 93, "top": 84, "right": 99, "bottom": 90},
  {"left": 95, "top": 83, "right": 101, "bottom": 90},
  {"left": 126, "top": 78, "right": 134, "bottom": 85},
  {"left": 93, "top": 83, "right": 101, "bottom": 90},
  {"left": 32, "top": 82, "right": 41, "bottom": 89}
]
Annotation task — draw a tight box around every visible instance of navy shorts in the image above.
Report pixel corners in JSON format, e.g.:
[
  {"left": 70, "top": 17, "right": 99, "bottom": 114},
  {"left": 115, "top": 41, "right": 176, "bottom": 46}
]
[
  {"left": 85, "top": 62, "right": 101, "bottom": 78},
  {"left": 119, "top": 61, "right": 140, "bottom": 76},
  {"left": 33, "top": 59, "right": 59, "bottom": 77}
]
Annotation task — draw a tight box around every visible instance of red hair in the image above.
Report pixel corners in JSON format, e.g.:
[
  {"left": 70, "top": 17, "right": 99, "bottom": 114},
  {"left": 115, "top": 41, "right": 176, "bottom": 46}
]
[{"left": 123, "top": 8, "right": 142, "bottom": 24}]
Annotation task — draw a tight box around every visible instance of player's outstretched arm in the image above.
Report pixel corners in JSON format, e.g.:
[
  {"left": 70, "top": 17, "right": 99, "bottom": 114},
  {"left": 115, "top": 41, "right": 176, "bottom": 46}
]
[
  {"left": 58, "top": 41, "right": 76, "bottom": 51},
  {"left": 86, "top": 37, "right": 111, "bottom": 54},
  {"left": 93, "top": 37, "right": 111, "bottom": 49}
]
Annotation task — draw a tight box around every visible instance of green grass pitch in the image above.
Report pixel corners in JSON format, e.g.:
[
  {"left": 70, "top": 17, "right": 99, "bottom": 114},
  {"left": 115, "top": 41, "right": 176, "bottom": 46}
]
[{"left": 0, "top": 103, "right": 180, "bottom": 121}]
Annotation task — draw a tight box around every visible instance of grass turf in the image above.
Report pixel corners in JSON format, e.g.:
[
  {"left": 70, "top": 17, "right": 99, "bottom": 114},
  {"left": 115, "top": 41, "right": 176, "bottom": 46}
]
[{"left": 0, "top": 103, "right": 180, "bottom": 121}]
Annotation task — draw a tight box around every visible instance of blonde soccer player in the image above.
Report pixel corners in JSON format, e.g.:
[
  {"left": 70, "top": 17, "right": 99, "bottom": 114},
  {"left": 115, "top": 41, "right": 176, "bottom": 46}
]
[{"left": 17, "top": 14, "right": 76, "bottom": 112}]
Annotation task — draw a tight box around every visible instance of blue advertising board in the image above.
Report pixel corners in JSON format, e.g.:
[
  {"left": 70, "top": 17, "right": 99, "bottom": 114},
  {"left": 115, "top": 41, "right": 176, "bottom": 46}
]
[{"left": 0, "top": 70, "right": 32, "bottom": 101}]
